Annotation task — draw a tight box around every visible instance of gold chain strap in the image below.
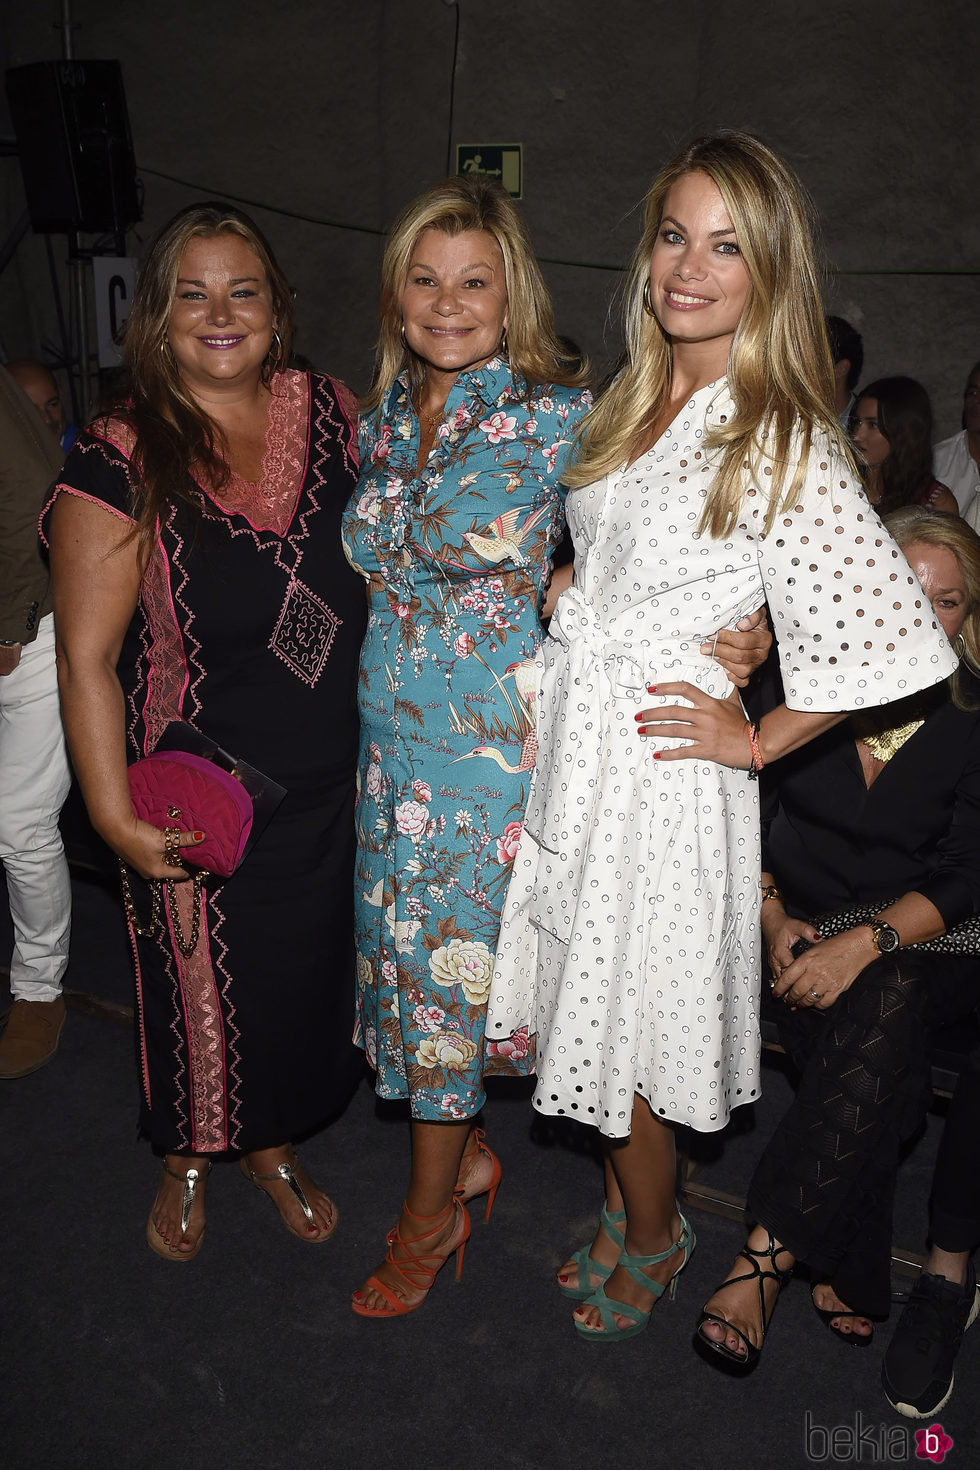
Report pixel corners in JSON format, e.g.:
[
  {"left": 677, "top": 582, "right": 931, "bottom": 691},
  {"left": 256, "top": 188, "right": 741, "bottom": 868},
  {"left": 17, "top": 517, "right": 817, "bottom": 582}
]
[
  {"left": 165, "top": 871, "right": 209, "bottom": 957},
  {"left": 118, "top": 858, "right": 161, "bottom": 936},
  {"left": 118, "top": 859, "right": 210, "bottom": 956}
]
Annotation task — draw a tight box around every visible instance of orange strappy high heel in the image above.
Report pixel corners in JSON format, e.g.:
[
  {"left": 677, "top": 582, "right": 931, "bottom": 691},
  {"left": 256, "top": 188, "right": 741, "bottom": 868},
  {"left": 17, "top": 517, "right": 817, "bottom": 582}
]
[
  {"left": 454, "top": 1126, "right": 502, "bottom": 1222},
  {"left": 351, "top": 1198, "right": 472, "bottom": 1319}
]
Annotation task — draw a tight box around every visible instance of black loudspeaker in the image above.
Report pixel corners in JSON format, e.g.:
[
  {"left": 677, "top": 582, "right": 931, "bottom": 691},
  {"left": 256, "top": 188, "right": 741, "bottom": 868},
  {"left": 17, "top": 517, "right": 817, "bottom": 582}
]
[{"left": 5, "top": 60, "right": 141, "bottom": 234}]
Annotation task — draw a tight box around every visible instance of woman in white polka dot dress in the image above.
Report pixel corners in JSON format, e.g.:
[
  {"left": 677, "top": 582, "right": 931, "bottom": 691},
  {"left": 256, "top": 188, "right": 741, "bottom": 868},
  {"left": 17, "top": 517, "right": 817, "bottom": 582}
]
[{"left": 486, "top": 131, "right": 957, "bottom": 1343}]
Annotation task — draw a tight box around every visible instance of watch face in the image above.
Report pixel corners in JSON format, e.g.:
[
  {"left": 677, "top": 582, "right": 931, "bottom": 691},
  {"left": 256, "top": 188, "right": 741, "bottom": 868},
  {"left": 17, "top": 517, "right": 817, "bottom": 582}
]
[{"left": 874, "top": 922, "right": 901, "bottom": 953}]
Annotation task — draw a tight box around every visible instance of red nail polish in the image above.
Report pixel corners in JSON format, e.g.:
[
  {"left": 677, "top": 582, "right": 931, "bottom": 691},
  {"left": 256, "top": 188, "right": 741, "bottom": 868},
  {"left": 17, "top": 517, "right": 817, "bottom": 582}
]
[
  {"left": 653, "top": 751, "right": 661, "bottom": 760},
  {"left": 634, "top": 712, "right": 643, "bottom": 722},
  {"left": 193, "top": 831, "right": 205, "bottom": 841},
  {"left": 647, "top": 685, "right": 657, "bottom": 693}
]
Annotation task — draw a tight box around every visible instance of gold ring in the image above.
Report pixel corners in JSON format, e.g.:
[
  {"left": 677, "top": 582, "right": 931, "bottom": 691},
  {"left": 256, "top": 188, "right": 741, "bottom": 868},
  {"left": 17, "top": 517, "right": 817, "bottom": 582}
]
[{"left": 163, "top": 827, "right": 182, "bottom": 868}]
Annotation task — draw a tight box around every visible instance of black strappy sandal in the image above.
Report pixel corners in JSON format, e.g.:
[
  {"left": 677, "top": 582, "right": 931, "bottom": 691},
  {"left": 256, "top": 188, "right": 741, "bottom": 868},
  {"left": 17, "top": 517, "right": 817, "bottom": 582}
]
[{"left": 696, "top": 1230, "right": 793, "bottom": 1368}]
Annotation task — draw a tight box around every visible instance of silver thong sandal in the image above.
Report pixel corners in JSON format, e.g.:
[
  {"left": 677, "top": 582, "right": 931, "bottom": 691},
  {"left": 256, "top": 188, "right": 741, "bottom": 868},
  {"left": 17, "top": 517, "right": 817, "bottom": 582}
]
[
  {"left": 146, "top": 1157, "right": 212, "bottom": 1262},
  {"left": 240, "top": 1150, "right": 338, "bottom": 1243}
]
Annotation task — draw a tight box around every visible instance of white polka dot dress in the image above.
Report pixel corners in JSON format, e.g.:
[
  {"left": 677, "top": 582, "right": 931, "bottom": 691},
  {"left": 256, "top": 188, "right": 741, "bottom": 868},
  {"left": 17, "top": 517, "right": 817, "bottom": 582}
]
[{"left": 487, "top": 380, "right": 957, "bottom": 1138}]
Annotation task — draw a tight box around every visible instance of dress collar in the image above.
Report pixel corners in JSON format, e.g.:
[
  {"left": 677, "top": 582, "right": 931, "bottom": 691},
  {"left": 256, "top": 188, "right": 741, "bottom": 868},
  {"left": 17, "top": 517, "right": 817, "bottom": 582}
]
[{"left": 388, "top": 356, "right": 523, "bottom": 414}]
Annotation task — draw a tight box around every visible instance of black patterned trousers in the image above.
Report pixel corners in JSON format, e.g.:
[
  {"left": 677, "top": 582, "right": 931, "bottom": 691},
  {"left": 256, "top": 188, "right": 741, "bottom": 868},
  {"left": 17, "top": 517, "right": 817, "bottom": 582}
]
[{"left": 747, "top": 951, "right": 980, "bottom": 1317}]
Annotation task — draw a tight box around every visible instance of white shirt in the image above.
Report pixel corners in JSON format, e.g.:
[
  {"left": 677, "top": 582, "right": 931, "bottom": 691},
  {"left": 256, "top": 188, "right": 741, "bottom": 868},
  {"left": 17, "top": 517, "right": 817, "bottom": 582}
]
[{"left": 933, "top": 430, "right": 980, "bottom": 515}]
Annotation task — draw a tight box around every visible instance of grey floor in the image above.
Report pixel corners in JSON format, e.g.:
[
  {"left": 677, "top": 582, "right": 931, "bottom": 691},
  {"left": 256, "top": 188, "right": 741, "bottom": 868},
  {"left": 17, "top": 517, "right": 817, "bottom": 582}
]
[{"left": 1, "top": 867, "right": 976, "bottom": 1470}]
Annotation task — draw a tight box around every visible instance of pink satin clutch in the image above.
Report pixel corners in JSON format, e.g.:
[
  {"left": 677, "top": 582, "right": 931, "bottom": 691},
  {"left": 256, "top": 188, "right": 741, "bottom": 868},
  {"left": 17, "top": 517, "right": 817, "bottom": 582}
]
[{"left": 127, "top": 750, "right": 254, "bottom": 877}]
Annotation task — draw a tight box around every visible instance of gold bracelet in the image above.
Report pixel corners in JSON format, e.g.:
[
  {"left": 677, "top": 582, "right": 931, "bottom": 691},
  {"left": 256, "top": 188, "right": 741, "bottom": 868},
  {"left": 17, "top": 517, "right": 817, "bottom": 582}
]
[{"left": 761, "top": 884, "right": 782, "bottom": 903}]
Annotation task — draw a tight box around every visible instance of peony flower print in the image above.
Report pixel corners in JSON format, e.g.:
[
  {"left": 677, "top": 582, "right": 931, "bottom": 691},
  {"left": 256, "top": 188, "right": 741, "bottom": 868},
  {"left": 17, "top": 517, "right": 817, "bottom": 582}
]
[
  {"left": 416, "top": 1030, "right": 479, "bottom": 1070},
  {"left": 413, "top": 1003, "right": 447, "bottom": 1033},
  {"left": 429, "top": 936, "right": 494, "bottom": 1004},
  {"left": 496, "top": 820, "right": 523, "bottom": 863},
  {"left": 395, "top": 800, "right": 429, "bottom": 837},
  {"left": 487, "top": 1025, "right": 531, "bottom": 1061}
]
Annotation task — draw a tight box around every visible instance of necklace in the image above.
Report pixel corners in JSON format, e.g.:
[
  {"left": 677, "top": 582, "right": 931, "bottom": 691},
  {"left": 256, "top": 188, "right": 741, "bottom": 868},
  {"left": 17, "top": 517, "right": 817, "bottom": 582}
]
[{"left": 414, "top": 396, "right": 445, "bottom": 436}]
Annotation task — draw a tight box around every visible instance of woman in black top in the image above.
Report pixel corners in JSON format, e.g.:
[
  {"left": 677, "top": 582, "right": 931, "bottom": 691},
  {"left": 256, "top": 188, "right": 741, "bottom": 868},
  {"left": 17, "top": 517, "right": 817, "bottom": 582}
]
[{"left": 698, "top": 507, "right": 980, "bottom": 1366}]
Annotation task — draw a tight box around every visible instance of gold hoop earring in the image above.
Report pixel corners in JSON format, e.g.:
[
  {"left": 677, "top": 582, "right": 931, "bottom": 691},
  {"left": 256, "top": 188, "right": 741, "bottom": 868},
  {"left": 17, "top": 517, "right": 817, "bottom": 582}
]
[
  {"left": 955, "top": 633, "right": 967, "bottom": 660},
  {"left": 500, "top": 328, "right": 509, "bottom": 359},
  {"left": 400, "top": 324, "right": 407, "bottom": 348},
  {"left": 642, "top": 281, "right": 656, "bottom": 318},
  {"left": 261, "top": 327, "right": 284, "bottom": 383}
]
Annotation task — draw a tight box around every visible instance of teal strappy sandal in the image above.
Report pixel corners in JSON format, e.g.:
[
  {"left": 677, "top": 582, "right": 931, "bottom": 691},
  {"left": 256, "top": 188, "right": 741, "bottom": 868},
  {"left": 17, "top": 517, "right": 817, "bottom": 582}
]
[
  {"left": 557, "top": 1203, "right": 627, "bottom": 1300},
  {"left": 574, "top": 1212, "right": 696, "bottom": 1342}
]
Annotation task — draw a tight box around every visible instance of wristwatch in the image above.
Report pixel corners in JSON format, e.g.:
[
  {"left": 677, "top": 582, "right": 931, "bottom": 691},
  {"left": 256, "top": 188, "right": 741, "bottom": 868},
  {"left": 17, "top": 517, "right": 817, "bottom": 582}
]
[{"left": 868, "top": 918, "right": 901, "bottom": 954}]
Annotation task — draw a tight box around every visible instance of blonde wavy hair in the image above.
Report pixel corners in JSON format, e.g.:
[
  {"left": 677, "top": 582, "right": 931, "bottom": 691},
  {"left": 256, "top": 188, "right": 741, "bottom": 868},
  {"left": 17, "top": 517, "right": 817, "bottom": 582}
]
[
  {"left": 363, "top": 174, "right": 589, "bottom": 413},
  {"left": 566, "top": 131, "right": 851, "bottom": 537},
  {"left": 885, "top": 505, "right": 980, "bottom": 710}
]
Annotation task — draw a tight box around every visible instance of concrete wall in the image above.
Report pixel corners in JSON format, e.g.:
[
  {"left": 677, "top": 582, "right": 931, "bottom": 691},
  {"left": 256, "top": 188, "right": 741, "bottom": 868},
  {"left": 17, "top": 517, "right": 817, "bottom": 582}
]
[{"left": 1, "top": 0, "right": 976, "bottom": 433}]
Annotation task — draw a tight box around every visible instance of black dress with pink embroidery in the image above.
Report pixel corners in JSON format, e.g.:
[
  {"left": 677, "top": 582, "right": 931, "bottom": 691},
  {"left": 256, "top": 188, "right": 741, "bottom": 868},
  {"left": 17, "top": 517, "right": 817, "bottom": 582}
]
[{"left": 46, "top": 371, "right": 366, "bottom": 1153}]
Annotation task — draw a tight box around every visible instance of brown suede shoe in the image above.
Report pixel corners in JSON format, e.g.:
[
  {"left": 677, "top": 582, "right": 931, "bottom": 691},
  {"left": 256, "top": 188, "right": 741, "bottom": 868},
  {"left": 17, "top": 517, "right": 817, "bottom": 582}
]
[{"left": 0, "top": 996, "right": 67, "bottom": 1077}]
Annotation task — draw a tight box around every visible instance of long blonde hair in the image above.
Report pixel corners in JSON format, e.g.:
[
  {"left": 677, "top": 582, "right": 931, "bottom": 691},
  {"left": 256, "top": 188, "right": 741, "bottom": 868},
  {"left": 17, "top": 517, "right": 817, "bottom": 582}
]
[
  {"left": 566, "top": 131, "right": 851, "bottom": 537},
  {"left": 363, "top": 175, "right": 589, "bottom": 413},
  {"left": 885, "top": 505, "right": 980, "bottom": 710}
]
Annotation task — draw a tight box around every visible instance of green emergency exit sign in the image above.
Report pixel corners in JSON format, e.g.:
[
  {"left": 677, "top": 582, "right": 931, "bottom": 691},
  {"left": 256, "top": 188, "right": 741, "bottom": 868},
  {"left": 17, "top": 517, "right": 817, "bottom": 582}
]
[{"left": 456, "top": 144, "right": 523, "bottom": 199}]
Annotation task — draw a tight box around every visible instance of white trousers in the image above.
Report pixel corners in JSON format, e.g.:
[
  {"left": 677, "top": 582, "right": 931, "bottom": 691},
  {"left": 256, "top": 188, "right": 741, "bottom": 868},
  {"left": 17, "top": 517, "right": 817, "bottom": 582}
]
[{"left": 0, "top": 614, "right": 71, "bottom": 999}]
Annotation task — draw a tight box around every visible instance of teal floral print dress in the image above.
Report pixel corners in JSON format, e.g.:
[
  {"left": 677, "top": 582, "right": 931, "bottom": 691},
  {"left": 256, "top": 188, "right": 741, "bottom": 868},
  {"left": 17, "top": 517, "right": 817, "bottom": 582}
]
[{"left": 343, "top": 357, "right": 591, "bottom": 1120}]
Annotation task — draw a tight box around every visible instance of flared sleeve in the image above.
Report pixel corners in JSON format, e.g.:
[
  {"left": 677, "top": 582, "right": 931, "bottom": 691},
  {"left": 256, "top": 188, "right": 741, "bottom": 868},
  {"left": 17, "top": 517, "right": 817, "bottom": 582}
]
[{"left": 749, "top": 434, "right": 957, "bottom": 710}]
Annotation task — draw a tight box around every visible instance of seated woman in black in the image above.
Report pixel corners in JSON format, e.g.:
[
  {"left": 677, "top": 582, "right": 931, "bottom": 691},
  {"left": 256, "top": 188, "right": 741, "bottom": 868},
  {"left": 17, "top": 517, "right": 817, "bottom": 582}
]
[{"left": 697, "top": 506, "right": 980, "bottom": 1367}]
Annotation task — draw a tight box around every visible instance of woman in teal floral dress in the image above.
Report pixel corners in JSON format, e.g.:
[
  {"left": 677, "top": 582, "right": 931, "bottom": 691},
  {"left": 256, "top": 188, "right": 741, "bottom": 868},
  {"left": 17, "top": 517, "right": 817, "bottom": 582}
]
[
  {"left": 343, "top": 177, "right": 591, "bottom": 1315},
  {"left": 343, "top": 176, "right": 767, "bottom": 1317}
]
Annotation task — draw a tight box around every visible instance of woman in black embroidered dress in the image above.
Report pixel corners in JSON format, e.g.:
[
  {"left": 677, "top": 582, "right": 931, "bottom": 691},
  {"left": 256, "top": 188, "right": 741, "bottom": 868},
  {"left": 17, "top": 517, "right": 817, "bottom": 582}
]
[{"left": 44, "top": 204, "right": 366, "bottom": 1259}]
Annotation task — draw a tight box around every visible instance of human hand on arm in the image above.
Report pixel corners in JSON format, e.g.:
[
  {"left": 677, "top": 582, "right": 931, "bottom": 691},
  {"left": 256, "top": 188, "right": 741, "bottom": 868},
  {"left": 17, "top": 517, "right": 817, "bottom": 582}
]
[
  {"left": 759, "top": 873, "right": 821, "bottom": 981},
  {"left": 48, "top": 495, "right": 203, "bottom": 881},
  {"left": 0, "top": 644, "right": 21, "bottom": 675},
  {"left": 635, "top": 687, "right": 846, "bottom": 768},
  {"left": 772, "top": 892, "right": 946, "bottom": 1010},
  {"left": 702, "top": 605, "right": 771, "bottom": 689}
]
